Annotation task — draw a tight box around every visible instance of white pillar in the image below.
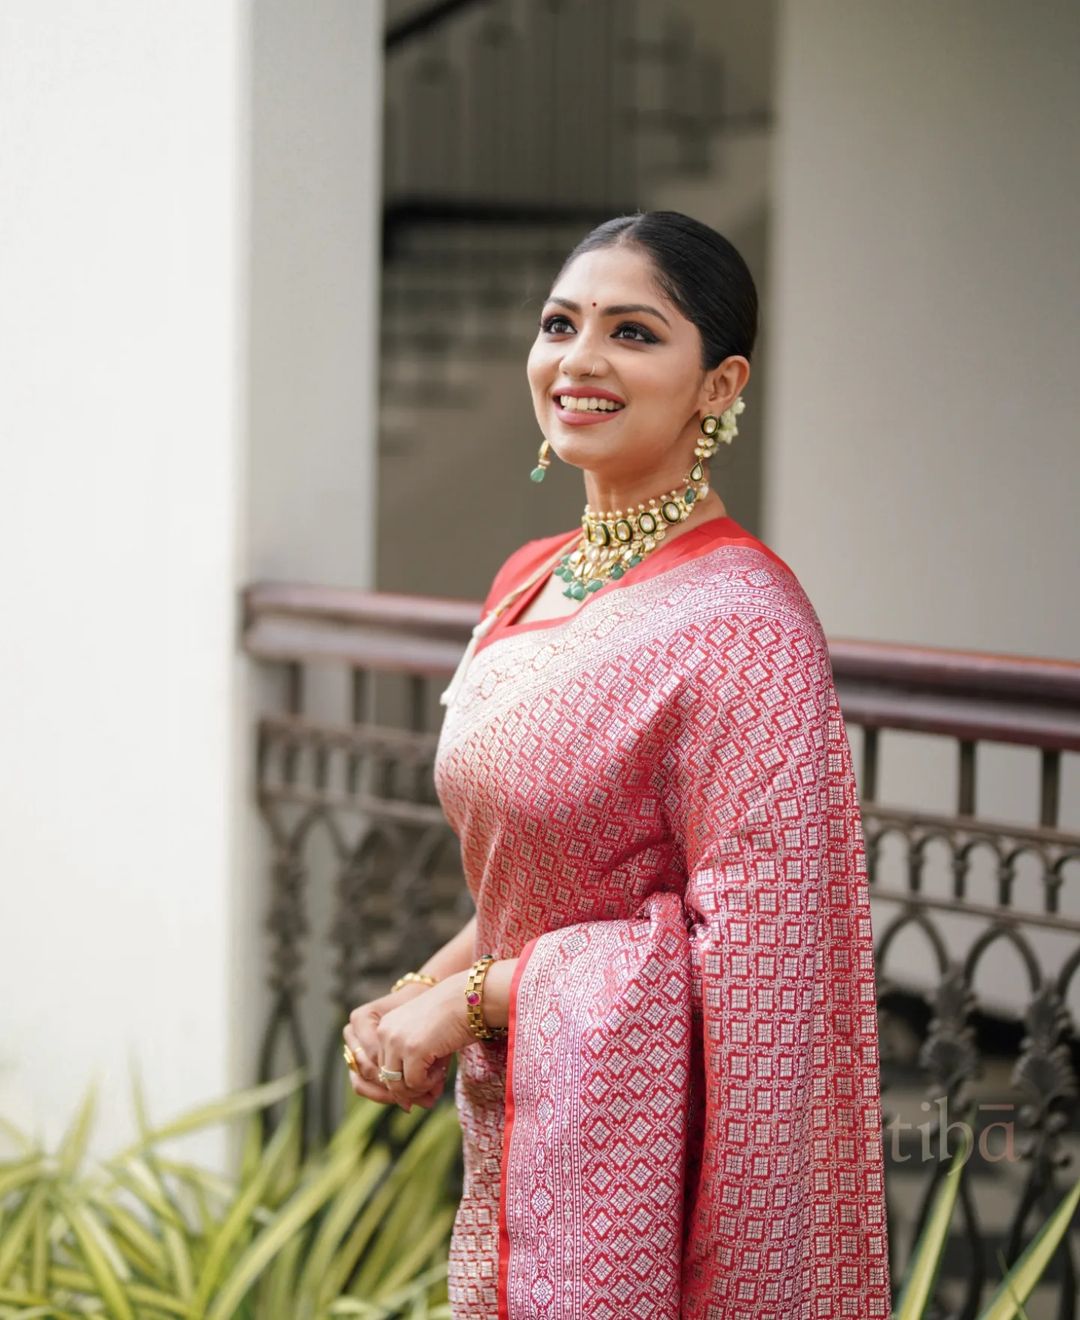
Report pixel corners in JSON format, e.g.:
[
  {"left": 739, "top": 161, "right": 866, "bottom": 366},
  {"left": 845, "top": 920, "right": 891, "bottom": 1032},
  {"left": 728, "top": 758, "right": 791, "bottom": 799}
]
[{"left": 0, "top": 0, "right": 383, "bottom": 1161}]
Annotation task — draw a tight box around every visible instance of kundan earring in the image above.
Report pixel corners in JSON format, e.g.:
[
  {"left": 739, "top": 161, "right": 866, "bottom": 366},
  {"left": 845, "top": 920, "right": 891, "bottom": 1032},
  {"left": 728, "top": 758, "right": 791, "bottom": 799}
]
[
  {"left": 702, "top": 395, "right": 746, "bottom": 447},
  {"left": 530, "top": 436, "right": 552, "bottom": 483}
]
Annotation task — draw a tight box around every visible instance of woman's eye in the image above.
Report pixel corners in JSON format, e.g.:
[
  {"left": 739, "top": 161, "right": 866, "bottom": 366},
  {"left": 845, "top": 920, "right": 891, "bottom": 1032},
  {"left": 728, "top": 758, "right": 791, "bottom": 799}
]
[
  {"left": 613, "top": 322, "right": 657, "bottom": 343},
  {"left": 538, "top": 315, "right": 658, "bottom": 344},
  {"left": 539, "top": 314, "right": 573, "bottom": 334}
]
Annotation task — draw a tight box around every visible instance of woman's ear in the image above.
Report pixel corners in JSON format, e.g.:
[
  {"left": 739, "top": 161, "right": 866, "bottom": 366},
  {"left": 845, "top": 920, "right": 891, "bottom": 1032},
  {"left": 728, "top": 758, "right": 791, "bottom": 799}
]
[{"left": 702, "top": 355, "right": 750, "bottom": 413}]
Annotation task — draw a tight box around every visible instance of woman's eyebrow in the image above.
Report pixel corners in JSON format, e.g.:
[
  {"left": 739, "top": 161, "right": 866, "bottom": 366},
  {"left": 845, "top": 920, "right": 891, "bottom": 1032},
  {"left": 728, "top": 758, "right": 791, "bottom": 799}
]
[{"left": 546, "top": 295, "right": 671, "bottom": 329}]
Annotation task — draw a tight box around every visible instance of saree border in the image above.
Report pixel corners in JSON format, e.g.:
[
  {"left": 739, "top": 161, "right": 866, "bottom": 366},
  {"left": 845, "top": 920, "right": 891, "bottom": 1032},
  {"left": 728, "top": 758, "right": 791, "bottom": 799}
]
[{"left": 496, "top": 933, "right": 538, "bottom": 1320}]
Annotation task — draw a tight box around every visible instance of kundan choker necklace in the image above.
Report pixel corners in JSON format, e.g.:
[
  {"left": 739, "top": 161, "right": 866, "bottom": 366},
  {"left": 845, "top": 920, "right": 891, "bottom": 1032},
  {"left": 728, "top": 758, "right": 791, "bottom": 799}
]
[{"left": 555, "top": 400, "right": 744, "bottom": 600}]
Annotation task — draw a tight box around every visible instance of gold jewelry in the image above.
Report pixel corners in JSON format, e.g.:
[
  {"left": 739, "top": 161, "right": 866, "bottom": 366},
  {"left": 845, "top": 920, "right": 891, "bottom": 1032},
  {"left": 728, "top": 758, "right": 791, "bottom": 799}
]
[
  {"left": 377, "top": 1064, "right": 404, "bottom": 1084},
  {"left": 390, "top": 970, "right": 439, "bottom": 994},
  {"left": 554, "top": 399, "right": 745, "bottom": 598},
  {"left": 465, "top": 954, "right": 508, "bottom": 1041},
  {"left": 530, "top": 436, "right": 552, "bottom": 483},
  {"left": 342, "top": 1043, "right": 360, "bottom": 1074}
]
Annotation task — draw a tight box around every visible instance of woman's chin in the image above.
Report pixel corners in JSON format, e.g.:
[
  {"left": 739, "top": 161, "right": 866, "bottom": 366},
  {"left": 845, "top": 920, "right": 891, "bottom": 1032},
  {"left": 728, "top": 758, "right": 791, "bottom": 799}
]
[
  {"left": 549, "top": 418, "right": 629, "bottom": 453},
  {"left": 545, "top": 437, "right": 613, "bottom": 472}
]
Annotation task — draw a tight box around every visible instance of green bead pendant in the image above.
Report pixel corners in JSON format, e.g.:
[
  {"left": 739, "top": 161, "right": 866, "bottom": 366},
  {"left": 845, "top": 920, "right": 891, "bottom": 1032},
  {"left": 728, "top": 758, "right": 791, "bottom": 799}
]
[{"left": 530, "top": 466, "right": 547, "bottom": 482}]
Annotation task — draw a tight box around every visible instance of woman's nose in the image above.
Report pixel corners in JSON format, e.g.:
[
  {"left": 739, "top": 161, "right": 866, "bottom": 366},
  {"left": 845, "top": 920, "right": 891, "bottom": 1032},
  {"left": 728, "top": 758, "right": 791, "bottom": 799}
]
[{"left": 561, "top": 342, "right": 605, "bottom": 378}]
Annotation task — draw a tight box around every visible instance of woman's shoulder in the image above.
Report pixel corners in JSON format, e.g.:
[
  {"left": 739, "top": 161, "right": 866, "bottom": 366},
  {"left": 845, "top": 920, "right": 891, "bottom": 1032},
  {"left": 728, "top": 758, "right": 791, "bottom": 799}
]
[
  {"left": 674, "top": 519, "right": 831, "bottom": 661},
  {"left": 657, "top": 524, "right": 838, "bottom": 725}
]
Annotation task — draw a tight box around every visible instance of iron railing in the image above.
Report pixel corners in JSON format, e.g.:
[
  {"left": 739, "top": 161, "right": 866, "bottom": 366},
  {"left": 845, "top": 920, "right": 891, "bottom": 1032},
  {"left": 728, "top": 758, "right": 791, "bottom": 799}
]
[{"left": 241, "top": 581, "right": 1080, "bottom": 1318}]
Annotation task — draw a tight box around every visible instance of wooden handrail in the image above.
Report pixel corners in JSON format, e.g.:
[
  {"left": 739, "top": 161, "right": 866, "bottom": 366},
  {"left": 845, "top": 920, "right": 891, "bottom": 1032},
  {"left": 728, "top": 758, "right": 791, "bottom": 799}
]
[
  {"left": 241, "top": 581, "right": 1080, "bottom": 750},
  {"left": 243, "top": 581, "right": 479, "bottom": 636},
  {"left": 828, "top": 637, "right": 1080, "bottom": 752},
  {"left": 828, "top": 636, "right": 1080, "bottom": 703}
]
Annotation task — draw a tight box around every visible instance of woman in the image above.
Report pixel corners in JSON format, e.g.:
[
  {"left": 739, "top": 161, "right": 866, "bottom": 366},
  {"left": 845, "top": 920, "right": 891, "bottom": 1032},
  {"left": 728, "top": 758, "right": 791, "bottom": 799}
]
[{"left": 343, "top": 211, "right": 891, "bottom": 1318}]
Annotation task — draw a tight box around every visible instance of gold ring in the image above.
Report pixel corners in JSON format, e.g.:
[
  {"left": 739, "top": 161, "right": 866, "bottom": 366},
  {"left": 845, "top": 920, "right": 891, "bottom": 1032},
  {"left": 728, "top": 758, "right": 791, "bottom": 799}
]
[{"left": 342, "top": 1043, "right": 360, "bottom": 1074}]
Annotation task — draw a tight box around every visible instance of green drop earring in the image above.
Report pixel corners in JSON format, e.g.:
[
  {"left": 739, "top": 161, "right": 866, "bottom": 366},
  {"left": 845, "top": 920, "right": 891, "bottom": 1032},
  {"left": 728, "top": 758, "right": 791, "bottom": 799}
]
[{"left": 530, "top": 437, "right": 552, "bottom": 483}]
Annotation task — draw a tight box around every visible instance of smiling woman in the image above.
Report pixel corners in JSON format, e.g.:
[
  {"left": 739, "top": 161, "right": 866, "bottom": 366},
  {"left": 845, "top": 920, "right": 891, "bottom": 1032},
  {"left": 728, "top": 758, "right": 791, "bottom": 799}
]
[
  {"left": 518, "top": 219, "right": 756, "bottom": 610},
  {"left": 345, "top": 211, "right": 891, "bottom": 1319},
  {"left": 528, "top": 229, "right": 748, "bottom": 497}
]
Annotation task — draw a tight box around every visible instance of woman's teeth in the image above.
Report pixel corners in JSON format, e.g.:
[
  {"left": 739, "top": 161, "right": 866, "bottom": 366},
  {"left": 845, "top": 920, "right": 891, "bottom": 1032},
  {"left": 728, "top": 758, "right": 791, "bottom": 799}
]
[{"left": 556, "top": 395, "right": 624, "bottom": 412}]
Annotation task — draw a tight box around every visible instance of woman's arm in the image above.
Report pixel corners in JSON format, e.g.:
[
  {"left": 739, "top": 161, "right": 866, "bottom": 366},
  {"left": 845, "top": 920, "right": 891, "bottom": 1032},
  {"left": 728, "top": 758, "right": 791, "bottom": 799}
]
[
  {"left": 411, "top": 914, "right": 517, "bottom": 1031},
  {"left": 474, "top": 957, "right": 517, "bottom": 1030}
]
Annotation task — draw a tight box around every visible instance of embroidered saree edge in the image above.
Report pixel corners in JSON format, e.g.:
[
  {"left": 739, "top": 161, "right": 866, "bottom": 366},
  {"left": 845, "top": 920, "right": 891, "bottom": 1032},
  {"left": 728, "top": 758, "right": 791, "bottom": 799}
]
[
  {"left": 497, "top": 934, "right": 539, "bottom": 1320},
  {"left": 498, "top": 895, "right": 692, "bottom": 1320}
]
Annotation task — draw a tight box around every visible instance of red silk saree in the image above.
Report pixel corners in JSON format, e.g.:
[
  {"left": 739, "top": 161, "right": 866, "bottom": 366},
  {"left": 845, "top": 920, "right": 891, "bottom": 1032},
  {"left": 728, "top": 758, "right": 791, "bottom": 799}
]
[{"left": 433, "top": 515, "right": 891, "bottom": 1319}]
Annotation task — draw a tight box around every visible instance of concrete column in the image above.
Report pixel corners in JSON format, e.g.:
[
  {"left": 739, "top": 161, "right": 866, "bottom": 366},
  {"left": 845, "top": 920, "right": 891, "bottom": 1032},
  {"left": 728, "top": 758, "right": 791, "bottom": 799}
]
[{"left": 0, "top": 0, "right": 383, "bottom": 1160}]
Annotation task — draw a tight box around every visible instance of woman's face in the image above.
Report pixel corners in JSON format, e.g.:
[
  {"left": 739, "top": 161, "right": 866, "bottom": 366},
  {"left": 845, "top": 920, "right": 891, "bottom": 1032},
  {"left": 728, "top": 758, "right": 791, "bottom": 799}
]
[{"left": 526, "top": 244, "right": 745, "bottom": 509}]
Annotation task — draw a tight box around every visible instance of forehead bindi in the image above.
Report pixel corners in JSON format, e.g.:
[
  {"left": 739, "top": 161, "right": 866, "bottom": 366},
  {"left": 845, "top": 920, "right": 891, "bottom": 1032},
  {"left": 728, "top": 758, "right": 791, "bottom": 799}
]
[{"left": 546, "top": 293, "right": 673, "bottom": 329}]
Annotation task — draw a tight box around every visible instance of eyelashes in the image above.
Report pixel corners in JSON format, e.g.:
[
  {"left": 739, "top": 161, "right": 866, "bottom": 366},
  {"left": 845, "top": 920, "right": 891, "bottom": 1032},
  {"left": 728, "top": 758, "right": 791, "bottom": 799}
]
[{"left": 538, "top": 314, "right": 660, "bottom": 345}]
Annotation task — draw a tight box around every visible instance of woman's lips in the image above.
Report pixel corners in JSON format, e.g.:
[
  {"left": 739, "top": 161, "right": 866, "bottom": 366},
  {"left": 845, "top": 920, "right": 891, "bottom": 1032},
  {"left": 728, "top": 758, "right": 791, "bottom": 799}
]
[{"left": 552, "top": 399, "right": 626, "bottom": 426}]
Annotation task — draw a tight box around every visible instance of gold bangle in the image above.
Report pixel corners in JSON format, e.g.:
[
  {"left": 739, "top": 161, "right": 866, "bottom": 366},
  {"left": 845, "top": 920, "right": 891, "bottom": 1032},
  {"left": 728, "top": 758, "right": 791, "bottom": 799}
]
[
  {"left": 390, "top": 970, "right": 439, "bottom": 994},
  {"left": 465, "top": 954, "right": 508, "bottom": 1041}
]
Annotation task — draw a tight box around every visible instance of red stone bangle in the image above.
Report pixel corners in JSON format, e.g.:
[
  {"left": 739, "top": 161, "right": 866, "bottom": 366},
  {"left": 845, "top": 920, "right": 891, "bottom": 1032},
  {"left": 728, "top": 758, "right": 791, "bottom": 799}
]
[{"left": 464, "top": 953, "right": 508, "bottom": 1041}]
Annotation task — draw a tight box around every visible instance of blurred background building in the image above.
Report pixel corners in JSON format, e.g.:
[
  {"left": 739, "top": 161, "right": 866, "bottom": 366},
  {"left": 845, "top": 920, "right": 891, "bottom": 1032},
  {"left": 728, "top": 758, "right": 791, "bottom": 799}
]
[{"left": 2, "top": 0, "right": 1078, "bottom": 1309}]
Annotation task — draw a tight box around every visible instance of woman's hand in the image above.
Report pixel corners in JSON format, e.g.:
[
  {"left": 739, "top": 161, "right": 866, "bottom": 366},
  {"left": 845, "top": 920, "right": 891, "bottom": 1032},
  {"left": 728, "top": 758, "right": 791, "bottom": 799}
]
[{"left": 344, "top": 972, "right": 477, "bottom": 1111}]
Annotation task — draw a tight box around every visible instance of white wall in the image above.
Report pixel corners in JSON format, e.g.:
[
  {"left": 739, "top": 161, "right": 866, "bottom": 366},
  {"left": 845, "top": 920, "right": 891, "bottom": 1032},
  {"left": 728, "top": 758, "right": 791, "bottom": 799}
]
[
  {"left": 0, "top": 0, "right": 247, "bottom": 1162},
  {"left": 766, "top": 1, "right": 1080, "bottom": 1011},
  {"left": 767, "top": 0, "right": 1080, "bottom": 662},
  {"left": 0, "top": 0, "right": 382, "bottom": 1161}
]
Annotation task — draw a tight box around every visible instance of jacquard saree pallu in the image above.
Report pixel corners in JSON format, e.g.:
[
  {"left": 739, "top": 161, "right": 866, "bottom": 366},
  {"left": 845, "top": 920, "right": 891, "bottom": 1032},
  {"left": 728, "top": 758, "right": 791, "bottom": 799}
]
[{"left": 433, "top": 515, "right": 891, "bottom": 1320}]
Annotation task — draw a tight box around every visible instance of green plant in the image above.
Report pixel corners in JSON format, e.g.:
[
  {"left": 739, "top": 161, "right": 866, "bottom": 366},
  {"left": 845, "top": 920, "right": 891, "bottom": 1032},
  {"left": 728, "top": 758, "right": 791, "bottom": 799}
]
[
  {"left": 892, "top": 1118, "right": 1080, "bottom": 1320},
  {"left": 0, "top": 1068, "right": 462, "bottom": 1319},
  {"left": 9, "top": 1071, "right": 1075, "bottom": 1319}
]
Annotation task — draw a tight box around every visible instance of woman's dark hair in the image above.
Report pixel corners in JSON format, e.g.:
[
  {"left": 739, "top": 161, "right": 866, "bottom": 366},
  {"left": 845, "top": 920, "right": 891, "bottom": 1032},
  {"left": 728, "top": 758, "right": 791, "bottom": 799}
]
[{"left": 552, "top": 210, "right": 758, "bottom": 370}]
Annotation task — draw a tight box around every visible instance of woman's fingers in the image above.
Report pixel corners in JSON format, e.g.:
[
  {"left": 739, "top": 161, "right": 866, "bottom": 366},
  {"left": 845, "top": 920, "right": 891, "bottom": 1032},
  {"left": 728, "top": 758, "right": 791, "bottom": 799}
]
[
  {"left": 406, "top": 1059, "right": 452, "bottom": 1109},
  {"left": 343, "top": 1023, "right": 419, "bottom": 1110},
  {"left": 376, "top": 1053, "right": 415, "bottom": 1109},
  {"left": 343, "top": 1034, "right": 401, "bottom": 1106},
  {"left": 344, "top": 1005, "right": 453, "bottom": 1112},
  {"left": 347, "top": 1069, "right": 388, "bottom": 1103},
  {"left": 415, "top": 1071, "right": 449, "bottom": 1108},
  {"left": 399, "top": 1074, "right": 446, "bottom": 1110},
  {"left": 347, "top": 1008, "right": 382, "bottom": 1073},
  {"left": 345, "top": 1053, "right": 449, "bottom": 1109},
  {"left": 343, "top": 1025, "right": 384, "bottom": 1088},
  {"left": 344, "top": 1016, "right": 389, "bottom": 1084}
]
